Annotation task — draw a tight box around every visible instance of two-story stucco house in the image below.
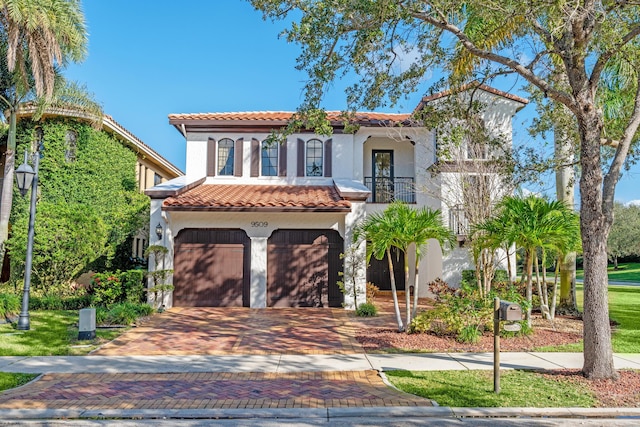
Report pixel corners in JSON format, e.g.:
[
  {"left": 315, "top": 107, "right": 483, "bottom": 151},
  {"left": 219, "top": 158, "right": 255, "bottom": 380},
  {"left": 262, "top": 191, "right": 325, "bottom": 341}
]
[{"left": 146, "top": 85, "right": 527, "bottom": 309}]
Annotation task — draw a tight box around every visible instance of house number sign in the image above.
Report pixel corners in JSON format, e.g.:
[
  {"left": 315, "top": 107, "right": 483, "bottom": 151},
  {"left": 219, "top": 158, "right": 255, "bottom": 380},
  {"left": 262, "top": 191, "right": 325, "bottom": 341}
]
[{"left": 251, "top": 221, "right": 268, "bottom": 227}]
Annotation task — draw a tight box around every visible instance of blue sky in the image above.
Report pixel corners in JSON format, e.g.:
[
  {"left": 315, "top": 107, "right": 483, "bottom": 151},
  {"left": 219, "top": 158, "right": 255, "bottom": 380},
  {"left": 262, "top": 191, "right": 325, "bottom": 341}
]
[{"left": 66, "top": 1, "right": 639, "bottom": 204}]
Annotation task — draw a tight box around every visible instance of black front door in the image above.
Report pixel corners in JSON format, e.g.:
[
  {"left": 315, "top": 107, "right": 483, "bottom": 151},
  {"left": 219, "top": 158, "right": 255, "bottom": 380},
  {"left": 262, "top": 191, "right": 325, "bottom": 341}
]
[{"left": 372, "top": 150, "right": 394, "bottom": 203}]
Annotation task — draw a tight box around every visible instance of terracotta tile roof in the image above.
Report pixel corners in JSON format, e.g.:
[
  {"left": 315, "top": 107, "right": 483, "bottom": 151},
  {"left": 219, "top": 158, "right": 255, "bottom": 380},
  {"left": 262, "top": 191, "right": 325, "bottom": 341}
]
[
  {"left": 163, "top": 184, "right": 351, "bottom": 212},
  {"left": 414, "top": 83, "right": 529, "bottom": 113},
  {"left": 168, "top": 111, "right": 410, "bottom": 124}
]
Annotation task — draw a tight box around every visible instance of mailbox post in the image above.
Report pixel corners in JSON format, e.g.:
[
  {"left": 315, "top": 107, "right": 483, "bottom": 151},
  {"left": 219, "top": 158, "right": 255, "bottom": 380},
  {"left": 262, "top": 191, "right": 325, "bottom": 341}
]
[{"left": 493, "top": 297, "right": 523, "bottom": 393}]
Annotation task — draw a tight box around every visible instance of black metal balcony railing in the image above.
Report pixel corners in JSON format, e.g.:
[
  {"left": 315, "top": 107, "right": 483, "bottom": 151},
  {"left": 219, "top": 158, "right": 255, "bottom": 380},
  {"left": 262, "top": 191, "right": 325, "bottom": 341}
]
[
  {"left": 449, "top": 205, "right": 469, "bottom": 236},
  {"left": 364, "top": 177, "right": 416, "bottom": 203}
]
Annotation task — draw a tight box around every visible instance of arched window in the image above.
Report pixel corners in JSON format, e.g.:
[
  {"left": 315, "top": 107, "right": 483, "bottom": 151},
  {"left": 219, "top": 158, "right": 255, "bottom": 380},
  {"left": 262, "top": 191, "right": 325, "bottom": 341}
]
[
  {"left": 65, "top": 130, "right": 77, "bottom": 162},
  {"left": 261, "top": 140, "right": 278, "bottom": 176},
  {"left": 217, "top": 138, "right": 234, "bottom": 175},
  {"left": 306, "top": 139, "right": 323, "bottom": 177}
]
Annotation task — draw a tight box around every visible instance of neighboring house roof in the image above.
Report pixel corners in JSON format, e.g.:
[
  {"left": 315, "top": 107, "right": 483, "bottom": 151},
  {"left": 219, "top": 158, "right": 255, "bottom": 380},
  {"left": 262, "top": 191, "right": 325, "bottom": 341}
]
[
  {"left": 168, "top": 111, "right": 411, "bottom": 135},
  {"left": 162, "top": 184, "right": 351, "bottom": 212},
  {"left": 15, "top": 105, "right": 183, "bottom": 178}
]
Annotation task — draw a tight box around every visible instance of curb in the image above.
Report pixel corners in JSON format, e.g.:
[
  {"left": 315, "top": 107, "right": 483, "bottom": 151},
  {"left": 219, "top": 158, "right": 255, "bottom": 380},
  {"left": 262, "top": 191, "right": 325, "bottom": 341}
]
[{"left": 1, "top": 406, "right": 639, "bottom": 421}]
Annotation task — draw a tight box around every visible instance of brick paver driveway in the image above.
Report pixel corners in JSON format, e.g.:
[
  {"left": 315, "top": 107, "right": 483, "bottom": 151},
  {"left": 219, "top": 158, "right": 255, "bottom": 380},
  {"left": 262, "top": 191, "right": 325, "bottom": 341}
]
[
  {"left": 93, "top": 307, "right": 363, "bottom": 355},
  {"left": 0, "top": 371, "right": 431, "bottom": 410},
  {"left": 0, "top": 302, "right": 434, "bottom": 413}
]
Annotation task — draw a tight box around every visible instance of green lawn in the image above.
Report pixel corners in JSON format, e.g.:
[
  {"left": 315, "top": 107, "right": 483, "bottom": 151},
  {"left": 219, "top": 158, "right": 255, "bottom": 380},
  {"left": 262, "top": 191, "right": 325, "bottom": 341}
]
[
  {"left": 0, "top": 310, "right": 124, "bottom": 356},
  {"left": 537, "top": 283, "right": 640, "bottom": 353},
  {"left": 0, "top": 373, "right": 37, "bottom": 392},
  {"left": 576, "top": 262, "right": 640, "bottom": 282},
  {"left": 386, "top": 370, "right": 596, "bottom": 407}
]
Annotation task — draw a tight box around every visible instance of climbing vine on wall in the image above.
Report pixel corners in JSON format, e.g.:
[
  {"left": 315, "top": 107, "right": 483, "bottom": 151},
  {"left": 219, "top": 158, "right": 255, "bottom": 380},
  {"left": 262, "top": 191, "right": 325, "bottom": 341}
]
[{"left": 7, "top": 118, "right": 149, "bottom": 294}]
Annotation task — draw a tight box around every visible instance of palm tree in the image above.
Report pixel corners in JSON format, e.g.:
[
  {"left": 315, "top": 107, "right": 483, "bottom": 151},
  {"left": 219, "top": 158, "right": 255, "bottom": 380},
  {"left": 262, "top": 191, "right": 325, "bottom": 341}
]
[
  {"left": 355, "top": 202, "right": 454, "bottom": 330},
  {"left": 0, "top": 0, "right": 88, "bottom": 272},
  {"left": 472, "top": 212, "right": 517, "bottom": 294},
  {"left": 402, "top": 204, "right": 454, "bottom": 320},
  {"left": 355, "top": 205, "right": 406, "bottom": 332},
  {"left": 491, "top": 195, "right": 581, "bottom": 326}
]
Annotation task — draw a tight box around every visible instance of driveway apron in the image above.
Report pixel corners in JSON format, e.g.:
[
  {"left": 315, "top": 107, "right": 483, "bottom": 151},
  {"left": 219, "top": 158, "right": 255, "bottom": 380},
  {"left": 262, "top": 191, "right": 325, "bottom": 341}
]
[{"left": 0, "top": 371, "right": 431, "bottom": 410}]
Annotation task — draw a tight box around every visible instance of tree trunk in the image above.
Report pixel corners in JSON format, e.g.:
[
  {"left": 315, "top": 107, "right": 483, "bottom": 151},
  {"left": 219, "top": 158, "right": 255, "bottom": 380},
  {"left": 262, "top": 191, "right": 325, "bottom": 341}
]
[
  {"left": 412, "top": 258, "right": 420, "bottom": 320},
  {"left": 404, "top": 251, "right": 411, "bottom": 329},
  {"left": 555, "top": 118, "right": 578, "bottom": 312},
  {"left": 386, "top": 249, "right": 404, "bottom": 332},
  {"left": 577, "top": 104, "right": 617, "bottom": 380},
  {"left": 0, "top": 111, "right": 18, "bottom": 274},
  {"left": 505, "top": 245, "right": 513, "bottom": 286},
  {"left": 525, "top": 250, "right": 533, "bottom": 327},
  {"left": 582, "top": 234, "right": 616, "bottom": 379}
]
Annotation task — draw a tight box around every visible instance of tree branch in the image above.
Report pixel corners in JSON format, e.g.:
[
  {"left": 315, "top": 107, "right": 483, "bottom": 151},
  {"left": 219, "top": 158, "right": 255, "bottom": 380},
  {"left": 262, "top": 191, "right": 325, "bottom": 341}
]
[
  {"left": 590, "top": 23, "right": 640, "bottom": 89},
  {"left": 408, "top": 5, "right": 578, "bottom": 113},
  {"left": 603, "top": 72, "right": 640, "bottom": 219}
]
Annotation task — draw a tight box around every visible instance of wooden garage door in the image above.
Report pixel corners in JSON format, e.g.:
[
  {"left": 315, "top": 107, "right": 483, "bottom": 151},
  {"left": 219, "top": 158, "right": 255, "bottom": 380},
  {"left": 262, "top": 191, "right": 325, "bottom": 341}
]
[
  {"left": 173, "top": 229, "right": 250, "bottom": 307},
  {"left": 267, "top": 229, "right": 343, "bottom": 308}
]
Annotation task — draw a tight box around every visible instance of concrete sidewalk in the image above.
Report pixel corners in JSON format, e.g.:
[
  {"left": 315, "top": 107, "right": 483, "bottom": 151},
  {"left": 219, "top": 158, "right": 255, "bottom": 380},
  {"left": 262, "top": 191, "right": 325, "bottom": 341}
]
[{"left": 1, "top": 352, "right": 640, "bottom": 374}]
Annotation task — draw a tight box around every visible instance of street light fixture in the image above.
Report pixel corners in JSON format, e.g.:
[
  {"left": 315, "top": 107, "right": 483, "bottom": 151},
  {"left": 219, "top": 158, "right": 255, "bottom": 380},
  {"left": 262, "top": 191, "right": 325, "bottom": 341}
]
[
  {"left": 14, "top": 147, "right": 41, "bottom": 331},
  {"left": 15, "top": 151, "right": 35, "bottom": 197}
]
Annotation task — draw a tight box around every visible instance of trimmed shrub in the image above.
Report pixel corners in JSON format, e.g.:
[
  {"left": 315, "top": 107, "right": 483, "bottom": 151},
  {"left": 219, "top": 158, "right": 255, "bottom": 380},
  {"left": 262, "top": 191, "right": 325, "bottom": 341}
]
[
  {"left": 90, "top": 270, "right": 146, "bottom": 307},
  {"left": 101, "top": 302, "right": 153, "bottom": 326},
  {"left": 29, "top": 295, "right": 92, "bottom": 311},
  {"left": 356, "top": 302, "right": 378, "bottom": 317},
  {"left": 0, "top": 293, "right": 20, "bottom": 318},
  {"left": 120, "top": 270, "right": 145, "bottom": 303},
  {"left": 90, "top": 273, "right": 123, "bottom": 307}
]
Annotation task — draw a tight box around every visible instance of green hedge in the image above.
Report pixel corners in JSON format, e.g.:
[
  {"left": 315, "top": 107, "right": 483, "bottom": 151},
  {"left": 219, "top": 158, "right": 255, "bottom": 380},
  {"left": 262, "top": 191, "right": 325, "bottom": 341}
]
[{"left": 29, "top": 295, "right": 91, "bottom": 311}]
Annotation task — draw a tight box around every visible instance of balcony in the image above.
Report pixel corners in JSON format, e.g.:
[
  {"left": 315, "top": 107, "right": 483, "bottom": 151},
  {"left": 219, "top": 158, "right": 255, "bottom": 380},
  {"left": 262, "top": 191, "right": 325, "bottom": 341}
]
[
  {"left": 449, "top": 205, "right": 469, "bottom": 244},
  {"left": 364, "top": 177, "right": 415, "bottom": 203}
]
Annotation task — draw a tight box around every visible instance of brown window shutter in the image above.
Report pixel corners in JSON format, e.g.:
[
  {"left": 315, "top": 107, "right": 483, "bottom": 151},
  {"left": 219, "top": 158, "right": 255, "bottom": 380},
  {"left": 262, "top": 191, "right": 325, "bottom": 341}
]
[
  {"left": 250, "top": 138, "right": 260, "bottom": 177},
  {"left": 278, "top": 141, "right": 287, "bottom": 177},
  {"left": 324, "top": 138, "right": 332, "bottom": 177},
  {"left": 207, "top": 138, "right": 216, "bottom": 176},
  {"left": 297, "top": 138, "right": 305, "bottom": 177},
  {"left": 234, "top": 138, "right": 244, "bottom": 177}
]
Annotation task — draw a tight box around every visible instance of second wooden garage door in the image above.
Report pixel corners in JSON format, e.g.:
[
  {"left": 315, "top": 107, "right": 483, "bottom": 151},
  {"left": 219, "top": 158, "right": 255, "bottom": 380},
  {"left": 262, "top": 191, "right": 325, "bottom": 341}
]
[
  {"left": 267, "top": 229, "right": 343, "bottom": 308},
  {"left": 173, "top": 229, "right": 250, "bottom": 307}
]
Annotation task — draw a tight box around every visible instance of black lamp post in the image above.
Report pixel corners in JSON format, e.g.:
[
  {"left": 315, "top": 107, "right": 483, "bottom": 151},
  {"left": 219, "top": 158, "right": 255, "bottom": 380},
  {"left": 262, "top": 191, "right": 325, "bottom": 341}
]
[{"left": 14, "top": 148, "right": 40, "bottom": 331}]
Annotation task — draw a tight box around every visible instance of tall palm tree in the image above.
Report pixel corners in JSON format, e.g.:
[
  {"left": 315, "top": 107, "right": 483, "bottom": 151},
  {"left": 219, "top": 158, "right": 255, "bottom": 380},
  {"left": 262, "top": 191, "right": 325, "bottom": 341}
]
[{"left": 0, "top": 0, "right": 88, "bottom": 273}]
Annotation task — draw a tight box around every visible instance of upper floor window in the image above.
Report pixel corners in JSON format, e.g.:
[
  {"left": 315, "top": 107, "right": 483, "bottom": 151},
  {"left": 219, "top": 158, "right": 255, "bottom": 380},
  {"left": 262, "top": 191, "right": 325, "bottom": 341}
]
[
  {"left": 466, "top": 140, "right": 488, "bottom": 160},
  {"left": 154, "top": 173, "right": 162, "bottom": 186},
  {"left": 306, "top": 139, "right": 323, "bottom": 177},
  {"left": 65, "top": 130, "right": 77, "bottom": 162},
  {"left": 217, "top": 138, "right": 234, "bottom": 175},
  {"left": 261, "top": 140, "right": 278, "bottom": 176}
]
